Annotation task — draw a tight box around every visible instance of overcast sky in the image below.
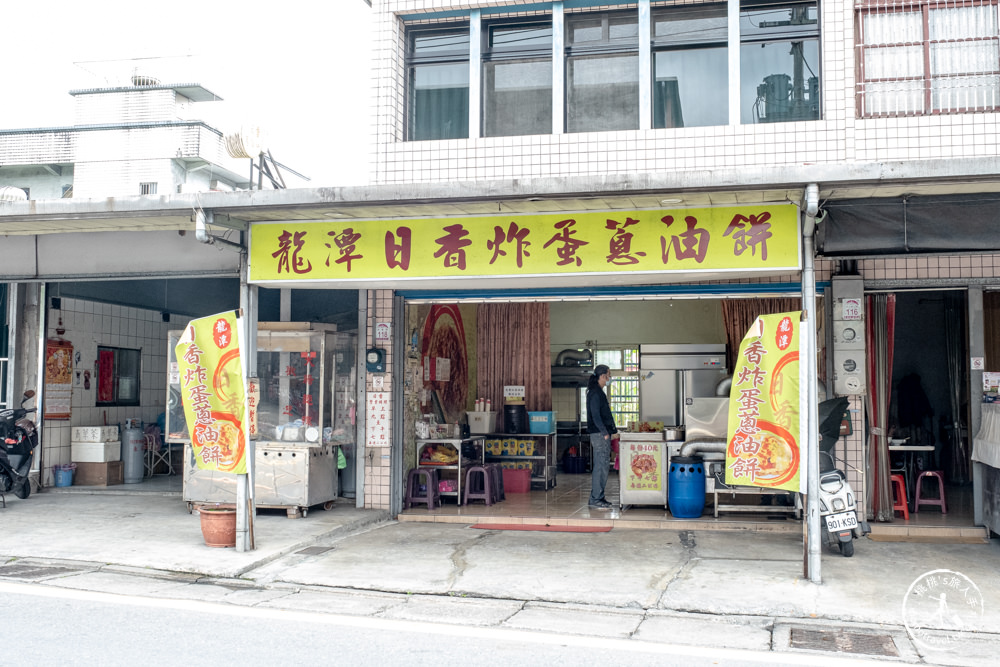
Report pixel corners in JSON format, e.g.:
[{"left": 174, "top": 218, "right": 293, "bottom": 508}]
[{"left": 3, "top": 0, "right": 373, "bottom": 187}]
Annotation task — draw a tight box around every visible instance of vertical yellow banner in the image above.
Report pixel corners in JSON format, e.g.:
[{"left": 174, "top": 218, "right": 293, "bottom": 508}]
[
  {"left": 726, "top": 312, "right": 802, "bottom": 491},
  {"left": 175, "top": 312, "right": 248, "bottom": 473}
]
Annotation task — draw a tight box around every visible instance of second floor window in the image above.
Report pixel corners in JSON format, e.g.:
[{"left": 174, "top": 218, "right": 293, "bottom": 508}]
[
  {"left": 857, "top": 0, "right": 1000, "bottom": 117},
  {"left": 407, "top": 27, "right": 470, "bottom": 140},
  {"left": 483, "top": 21, "right": 553, "bottom": 137},
  {"left": 741, "top": 1, "right": 821, "bottom": 124},
  {"left": 566, "top": 11, "right": 640, "bottom": 133},
  {"left": 653, "top": 4, "right": 729, "bottom": 128}
]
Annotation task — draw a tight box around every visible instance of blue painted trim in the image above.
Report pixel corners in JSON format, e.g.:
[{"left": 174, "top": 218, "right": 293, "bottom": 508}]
[
  {"left": 399, "top": 281, "right": 830, "bottom": 300},
  {"left": 400, "top": 10, "right": 470, "bottom": 22},
  {"left": 483, "top": 3, "right": 552, "bottom": 15}
]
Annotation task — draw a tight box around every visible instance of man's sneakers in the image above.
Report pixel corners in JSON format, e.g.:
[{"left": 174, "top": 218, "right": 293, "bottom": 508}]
[{"left": 588, "top": 499, "right": 613, "bottom": 509}]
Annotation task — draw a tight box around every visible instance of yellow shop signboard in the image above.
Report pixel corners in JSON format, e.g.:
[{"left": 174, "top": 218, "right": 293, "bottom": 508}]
[
  {"left": 248, "top": 205, "right": 799, "bottom": 283},
  {"left": 726, "top": 312, "right": 802, "bottom": 492}
]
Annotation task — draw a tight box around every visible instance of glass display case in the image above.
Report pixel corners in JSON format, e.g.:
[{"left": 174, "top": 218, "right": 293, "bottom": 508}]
[{"left": 169, "top": 323, "right": 358, "bottom": 516}]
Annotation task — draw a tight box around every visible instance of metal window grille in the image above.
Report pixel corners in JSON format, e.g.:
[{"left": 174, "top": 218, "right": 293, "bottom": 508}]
[
  {"left": 856, "top": 0, "right": 1000, "bottom": 117},
  {"left": 580, "top": 347, "right": 639, "bottom": 427},
  {"left": 139, "top": 182, "right": 158, "bottom": 195}
]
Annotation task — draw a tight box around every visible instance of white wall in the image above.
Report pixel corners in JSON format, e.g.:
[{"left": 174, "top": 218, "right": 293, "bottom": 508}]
[
  {"left": 550, "top": 299, "right": 724, "bottom": 352},
  {"left": 41, "top": 298, "right": 172, "bottom": 484},
  {"left": 0, "top": 166, "right": 73, "bottom": 200}
]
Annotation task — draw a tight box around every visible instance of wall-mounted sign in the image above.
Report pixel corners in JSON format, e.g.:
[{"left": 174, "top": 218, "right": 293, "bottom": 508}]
[
  {"left": 44, "top": 340, "right": 73, "bottom": 420},
  {"left": 972, "top": 357, "right": 985, "bottom": 371},
  {"left": 366, "top": 392, "right": 390, "bottom": 448},
  {"left": 375, "top": 322, "right": 391, "bottom": 341},
  {"left": 247, "top": 378, "right": 260, "bottom": 439},
  {"left": 248, "top": 205, "right": 800, "bottom": 283},
  {"left": 841, "top": 298, "right": 862, "bottom": 320}
]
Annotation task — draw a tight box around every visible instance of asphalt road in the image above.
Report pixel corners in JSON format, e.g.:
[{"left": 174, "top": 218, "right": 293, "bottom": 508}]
[{"left": 2, "top": 582, "right": 878, "bottom": 667}]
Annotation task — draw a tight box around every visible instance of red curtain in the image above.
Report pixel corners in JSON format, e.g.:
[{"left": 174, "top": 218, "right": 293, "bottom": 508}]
[
  {"left": 98, "top": 348, "right": 115, "bottom": 404},
  {"left": 865, "top": 293, "right": 896, "bottom": 521},
  {"left": 721, "top": 297, "right": 802, "bottom": 371},
  {"left": 476, "top": 303, "right": 551, "bottom": 430}
]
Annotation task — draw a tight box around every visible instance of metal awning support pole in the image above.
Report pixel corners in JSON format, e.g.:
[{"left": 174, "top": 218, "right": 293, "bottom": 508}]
[
  {"left": 802, "top": 183, "right": 821, "bottom": 583},
  {"left": 237, "top": 248, "right": 256, "bottom": 551}
]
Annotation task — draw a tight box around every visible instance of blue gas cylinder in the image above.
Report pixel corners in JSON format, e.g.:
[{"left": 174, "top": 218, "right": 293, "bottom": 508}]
[{"left": 668, "top": 455, "right": 706, "bottom": 518}]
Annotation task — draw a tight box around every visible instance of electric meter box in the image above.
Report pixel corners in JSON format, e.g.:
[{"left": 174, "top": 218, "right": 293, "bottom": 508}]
[{"left": 831, "top": 276, "right": 866, "bottom": 396}]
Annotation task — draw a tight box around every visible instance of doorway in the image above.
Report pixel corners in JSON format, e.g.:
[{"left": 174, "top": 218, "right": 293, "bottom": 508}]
[{"left": 887, "top": 290, "right": 972, "bottom": 525}]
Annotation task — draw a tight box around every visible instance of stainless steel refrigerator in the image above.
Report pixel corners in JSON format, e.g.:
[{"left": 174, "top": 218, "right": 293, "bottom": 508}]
[{"left": 638, "top": 344, "right": 727, "bottom": 427}]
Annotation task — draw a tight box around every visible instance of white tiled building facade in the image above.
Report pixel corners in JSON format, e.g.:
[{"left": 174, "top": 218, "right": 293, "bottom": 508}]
[
  {"left": 0, "top": 84, "right": 247, "bottom": 200},
  {"left": 370, "top": 0, "right": 1000, "bottom": 185}
]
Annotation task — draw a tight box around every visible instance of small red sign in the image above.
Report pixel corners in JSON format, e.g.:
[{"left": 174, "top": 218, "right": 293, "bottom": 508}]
[{"left": 213, "top": 318, "right": 233, "bottom": 349}]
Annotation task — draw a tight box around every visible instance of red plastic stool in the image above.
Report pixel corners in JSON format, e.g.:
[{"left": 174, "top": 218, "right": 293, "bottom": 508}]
[
  {"left": 463, "top": 465, "right": 494, "bottom": 506},
  {"left": 890, "top": 474, "right": 909, "bottom": 520},
  {"left": 404, "top": 467, "right": 441, "bottom": 510},
  {"left": 914, "top": 470, "right": 948, "bottom": 513}
]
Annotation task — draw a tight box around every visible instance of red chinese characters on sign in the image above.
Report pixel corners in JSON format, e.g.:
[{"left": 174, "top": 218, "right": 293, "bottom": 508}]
[
  {"left": 543, "top": 219, "right": 589, "bottom": 266},
  {"left": 326, "top": 228, "right": 363, "bottom": 272},
  {"left": 212, "top": 318, "right": 232, "bottom": 349},
  {"left": 660, "top": 215, "right": 710, "bottom": 264},
  {"left": 724, "top": 212, "right": 773, "bottom": 260},
  {"left": 728, "top": 340, "right": 768, "bottom": 483},
  {"left": 385, "top": 227, "right": 412, "bottom": 270},
  {"left": 605, "top": 217, "right": 645, "bottom": 265},
  {"left": 775, "top": 316, "right": 794, "bottom": 351},
  {"left": 272, "top": 230, "right": 313, "bottom": 274},
  {"left": 180, "top": 343, "right": 220, "bottom": 465},
  {"left": 434, "top": 224, "right": 472, "bottom": 270},
  {"left": 487, "top": 222, "right": 531, "bottom": 268}
]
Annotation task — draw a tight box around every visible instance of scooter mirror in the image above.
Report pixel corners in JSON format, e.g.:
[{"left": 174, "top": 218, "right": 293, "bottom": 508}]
[{"left": 23, "top": 390, "right": 35, "bottom": 399}]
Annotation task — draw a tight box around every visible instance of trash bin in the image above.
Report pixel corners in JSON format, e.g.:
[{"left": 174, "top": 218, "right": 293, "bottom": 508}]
[
  {"left": 54, "top": 463, "right": 76, "bottom": 487},
  {"left": 668, "top": 455, "right": 706, "bottom": 518}
]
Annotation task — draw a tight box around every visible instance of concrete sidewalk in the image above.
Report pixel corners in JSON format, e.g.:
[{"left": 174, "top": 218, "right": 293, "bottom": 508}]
[
  {"left": 2, "top": 489, "right": 998, "bottom": 664},
  {"left": 0, "top": 487, "right": 389, "bottom": 577}
]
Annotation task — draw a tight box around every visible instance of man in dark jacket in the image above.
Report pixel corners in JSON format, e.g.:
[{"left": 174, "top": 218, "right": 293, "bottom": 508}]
[{"left": 587, "top": 364, "right": 618, "bottom": 509}]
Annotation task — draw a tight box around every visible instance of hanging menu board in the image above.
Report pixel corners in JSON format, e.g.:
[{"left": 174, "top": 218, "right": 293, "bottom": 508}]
[{"left": 44, "top": 339, "right": 73, "bottom": 420}]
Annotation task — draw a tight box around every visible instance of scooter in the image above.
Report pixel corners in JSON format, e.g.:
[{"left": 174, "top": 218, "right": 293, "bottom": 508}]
[
  {"left": 0, "top": 390, "right": 38, "bottom": 501},
  {"left": 817, "top": 397, "right": 870, "bottom": 557}
]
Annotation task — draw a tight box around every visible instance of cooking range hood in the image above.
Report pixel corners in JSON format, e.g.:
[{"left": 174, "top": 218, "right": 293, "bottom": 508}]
[{"left": 551, "top": 348, "right": 593, "bottom": 387}]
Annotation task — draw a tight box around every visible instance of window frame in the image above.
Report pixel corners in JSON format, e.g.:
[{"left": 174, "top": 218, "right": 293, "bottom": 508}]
[
  {"left": 564, "top": 9, "right": 641, "bottom": 133},
  {"left": 740, "top": 0, "right": 822, "bottom": 123},
  {"left": 96, "top": 345, "right": 142, "bottom": 408},
  {"left": 580, "top": 347, "right": 639, "bottom": 429},
  {"left": 405, "top": 23, "right": 472, "bottom": 141},
  {"left": 481, "top": 17, "right": 554, "bottom": 137},
  {"left": 651, "top": 3, "right": 730, "bottom": 129},
  {"left": 856, "top": 0, "right": 1000, "bottom": 118}
]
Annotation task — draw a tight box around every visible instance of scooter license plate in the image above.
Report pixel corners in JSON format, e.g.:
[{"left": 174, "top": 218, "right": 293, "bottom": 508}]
[{"left": 825, "top": 511, "right": 858, "bottom": 532}]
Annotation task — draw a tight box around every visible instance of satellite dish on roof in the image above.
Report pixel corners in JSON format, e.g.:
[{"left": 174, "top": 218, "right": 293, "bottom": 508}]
[
  {"left": 0, "top": 186, "right": 28, "bottom": 202},
  {"left": 225, "top": 125, "right": 268, "bottom": 159}
]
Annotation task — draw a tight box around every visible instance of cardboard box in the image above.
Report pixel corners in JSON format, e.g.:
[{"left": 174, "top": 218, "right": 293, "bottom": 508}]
[
  {"left": 71, "top": 441, "right": 121, "bottom": 463},
  {"left": 74, "top": 461, "right": 124, "bottom": 486}
]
